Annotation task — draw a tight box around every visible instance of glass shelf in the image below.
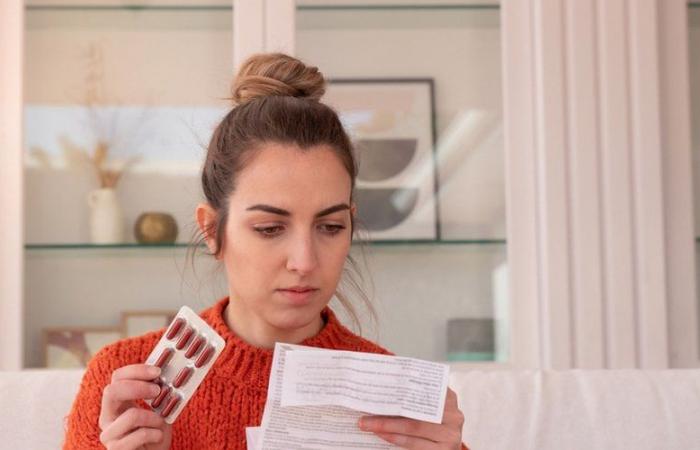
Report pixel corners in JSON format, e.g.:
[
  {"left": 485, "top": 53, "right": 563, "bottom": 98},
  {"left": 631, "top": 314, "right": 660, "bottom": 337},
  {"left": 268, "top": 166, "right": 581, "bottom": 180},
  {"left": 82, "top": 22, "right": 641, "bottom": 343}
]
[
  {"left": 25, "top": 4, "right": 232, "bottom": 11},
  {"left": 24, "top": 3, "right": 499, "bottom": 12},
  {"left": 25, "top": 239, "right": 507, "bottom": 250},
  {"left": 298, "top": 4, "right": 499, "bottom": 11}
]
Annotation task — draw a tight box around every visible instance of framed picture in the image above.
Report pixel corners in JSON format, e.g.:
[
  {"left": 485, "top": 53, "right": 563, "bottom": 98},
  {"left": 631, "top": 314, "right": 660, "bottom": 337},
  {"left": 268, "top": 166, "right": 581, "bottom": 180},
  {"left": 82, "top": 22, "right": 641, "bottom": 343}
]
[
  {"left": 326, "top": 78, "right": 439, "bottom": 241},
  {"left": 121, "top": 310, "right": 176, "bottom": 338},
  {"left": 43, "top": 327, "right": 122, "bottom": 368}
]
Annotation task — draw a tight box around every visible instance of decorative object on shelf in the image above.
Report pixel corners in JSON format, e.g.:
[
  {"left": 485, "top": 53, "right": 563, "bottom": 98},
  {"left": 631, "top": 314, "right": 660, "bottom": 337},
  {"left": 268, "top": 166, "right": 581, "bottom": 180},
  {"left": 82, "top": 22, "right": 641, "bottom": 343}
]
[
  {"left": 43, "top": 327, "right": 122, "bottom": 368},
  {"left": 79, "top": 44, "right": 140, "bottom": 244},
  {"left": 121, "top": 310, "right": 176, "bottom": 338},
  {"left": 325, "top": 79, "right": 439, "bottom": 241},
  {"left": 26, "top": 44, "right": 145, "bottom": 244},
  {"left": 87, "top": 187, "right": 126, "bottom": 244},
  {"left": 134, "top": 212, "right": 179, "bottom": 244},
  {"left": 446, "top": 317, "right": 495, "bottom": 361},
  {"left": 66, "top": 43, "right": 142, "bottom": 183}
]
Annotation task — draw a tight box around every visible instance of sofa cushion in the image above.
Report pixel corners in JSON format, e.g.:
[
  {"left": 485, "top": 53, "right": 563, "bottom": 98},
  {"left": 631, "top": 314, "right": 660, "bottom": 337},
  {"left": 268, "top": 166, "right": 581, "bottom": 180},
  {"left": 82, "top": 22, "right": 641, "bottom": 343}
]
[
  {"left": 0, "top": 369, "right": 83, "bottom": 449},
  {"left": 1, "top": 368, "right": 699, "bottom": 449},
  {"left": 450, "top": 369, "right": 700, "bottom": 450}
]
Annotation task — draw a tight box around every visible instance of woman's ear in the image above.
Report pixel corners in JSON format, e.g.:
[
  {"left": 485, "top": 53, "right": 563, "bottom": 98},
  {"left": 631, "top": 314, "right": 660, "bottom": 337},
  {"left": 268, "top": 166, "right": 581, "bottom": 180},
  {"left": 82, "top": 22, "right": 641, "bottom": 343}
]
[{"left": 195, "top": 202, "right": 219, "bottom": 256}]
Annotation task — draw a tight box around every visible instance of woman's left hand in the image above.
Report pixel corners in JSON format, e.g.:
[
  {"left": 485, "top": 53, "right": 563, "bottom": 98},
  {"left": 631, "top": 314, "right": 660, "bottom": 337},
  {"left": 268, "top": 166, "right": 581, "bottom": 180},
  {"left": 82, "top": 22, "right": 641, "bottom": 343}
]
[{"left": 358, "top": 388, "right": 465, "bottom": 449}]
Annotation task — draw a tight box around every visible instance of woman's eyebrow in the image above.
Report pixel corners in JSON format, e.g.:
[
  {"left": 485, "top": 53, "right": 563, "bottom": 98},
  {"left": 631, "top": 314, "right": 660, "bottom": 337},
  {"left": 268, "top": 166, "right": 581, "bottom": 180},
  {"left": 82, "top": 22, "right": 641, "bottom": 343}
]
[{"left": 245, "top": 203, "right": 350, "bottom": 218}]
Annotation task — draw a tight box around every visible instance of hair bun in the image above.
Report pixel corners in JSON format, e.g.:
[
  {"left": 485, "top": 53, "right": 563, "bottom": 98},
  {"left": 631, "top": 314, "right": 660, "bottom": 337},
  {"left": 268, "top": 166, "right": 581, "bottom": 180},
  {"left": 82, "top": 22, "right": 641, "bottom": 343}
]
[{"left": 231, "top": 53, "right": 326, "bottom": 105}]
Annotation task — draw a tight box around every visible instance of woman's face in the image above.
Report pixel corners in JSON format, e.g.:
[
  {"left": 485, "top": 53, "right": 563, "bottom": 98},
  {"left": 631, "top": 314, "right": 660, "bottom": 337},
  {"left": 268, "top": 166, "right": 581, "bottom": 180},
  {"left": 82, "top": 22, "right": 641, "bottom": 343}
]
[{"left": 200, "top": 142, "right": 354, "bottom": 337}]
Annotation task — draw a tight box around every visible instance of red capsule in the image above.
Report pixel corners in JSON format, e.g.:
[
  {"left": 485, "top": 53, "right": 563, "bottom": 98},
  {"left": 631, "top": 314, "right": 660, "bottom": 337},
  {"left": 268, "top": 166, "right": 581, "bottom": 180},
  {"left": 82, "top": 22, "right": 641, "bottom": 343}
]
[
  {"left": 175, "top": 327, "right": 194, "bottom": 350},
  {"left": 160, "top": 394, "right": 181, "bottom": 418},
  {"left": 165, "top": 318, "right": 185, "bottom": 340},
  {"left": 154, "top": 348, "right": 174, "bottom": 369},
  {"left": 172, "top": 366, "right": 193, "bottom": 388},
  {"left": 185, "top": 335, "right": 205, "bottom": 359},
  {"left": 194, "top": 345, "right": 214, "bottom": 368},
  {"left": 151, "top": 385, "right": 171, "bottom": 409}
]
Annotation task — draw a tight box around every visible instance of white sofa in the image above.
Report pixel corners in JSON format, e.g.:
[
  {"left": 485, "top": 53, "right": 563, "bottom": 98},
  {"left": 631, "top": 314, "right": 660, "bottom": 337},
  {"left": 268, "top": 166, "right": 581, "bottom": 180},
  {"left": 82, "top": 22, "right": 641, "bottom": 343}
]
[{"left": 1, "top": 368, "right": 699, "bottom": 449}]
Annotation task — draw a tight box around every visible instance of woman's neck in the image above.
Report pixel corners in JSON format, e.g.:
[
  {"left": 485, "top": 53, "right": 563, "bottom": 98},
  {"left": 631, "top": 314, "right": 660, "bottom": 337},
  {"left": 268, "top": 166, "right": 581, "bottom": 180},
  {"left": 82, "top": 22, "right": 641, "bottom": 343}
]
[{"left": 223, "top": 299, "right": 325, "bottom": 349}]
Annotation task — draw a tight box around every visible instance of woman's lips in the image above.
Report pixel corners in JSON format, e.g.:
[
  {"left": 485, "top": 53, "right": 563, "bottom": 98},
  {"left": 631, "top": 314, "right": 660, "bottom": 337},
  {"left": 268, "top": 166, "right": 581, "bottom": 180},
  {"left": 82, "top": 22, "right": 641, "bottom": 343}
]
[{"left": 277, "top": 288, "right": 319, "bottom": 304}]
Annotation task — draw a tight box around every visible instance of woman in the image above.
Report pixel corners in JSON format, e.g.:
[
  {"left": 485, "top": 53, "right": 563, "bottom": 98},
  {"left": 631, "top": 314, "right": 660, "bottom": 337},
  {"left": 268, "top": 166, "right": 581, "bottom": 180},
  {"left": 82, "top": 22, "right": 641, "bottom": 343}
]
[{"left": 63, "top": 53, "right": 468, "bottom": 450}]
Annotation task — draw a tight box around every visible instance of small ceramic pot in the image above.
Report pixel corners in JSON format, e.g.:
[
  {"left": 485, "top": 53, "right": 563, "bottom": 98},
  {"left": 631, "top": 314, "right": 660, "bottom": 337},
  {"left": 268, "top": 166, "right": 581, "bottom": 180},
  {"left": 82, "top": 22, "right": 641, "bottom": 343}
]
[{"left": 134, "top": 212, "right": 178, "bottom": 244}]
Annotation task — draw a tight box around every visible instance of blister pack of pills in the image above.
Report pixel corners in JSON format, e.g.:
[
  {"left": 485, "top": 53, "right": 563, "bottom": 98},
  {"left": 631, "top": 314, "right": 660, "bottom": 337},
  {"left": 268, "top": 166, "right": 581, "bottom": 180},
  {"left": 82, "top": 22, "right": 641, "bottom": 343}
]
[{"left": 144, "top": 305, "right": 225, "bottom": 424}]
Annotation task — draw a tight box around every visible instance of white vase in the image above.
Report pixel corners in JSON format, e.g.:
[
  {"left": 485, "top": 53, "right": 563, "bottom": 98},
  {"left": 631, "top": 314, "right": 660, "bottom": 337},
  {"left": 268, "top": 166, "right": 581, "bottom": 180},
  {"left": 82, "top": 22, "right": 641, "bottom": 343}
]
[{"left": 87, "top": 188, "right": 125, "bottom": 244}]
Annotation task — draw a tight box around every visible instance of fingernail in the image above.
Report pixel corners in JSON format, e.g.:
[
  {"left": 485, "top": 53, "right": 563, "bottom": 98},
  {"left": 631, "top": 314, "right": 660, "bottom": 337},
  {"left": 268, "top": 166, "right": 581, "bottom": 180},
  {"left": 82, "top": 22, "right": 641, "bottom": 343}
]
[
  {"left": 148, "top": 366, "right": 161, "bottom": 376},
  {"left": 358, "top": 417, "right": 371, "bottom": 430}
]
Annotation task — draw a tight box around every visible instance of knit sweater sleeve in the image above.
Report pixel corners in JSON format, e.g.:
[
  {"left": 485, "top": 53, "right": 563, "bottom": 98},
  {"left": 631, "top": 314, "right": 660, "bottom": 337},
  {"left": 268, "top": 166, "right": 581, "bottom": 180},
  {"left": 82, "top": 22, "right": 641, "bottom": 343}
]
[
  {"left": 62, "top": 345, "right": 119, "bottom": 449},
  {"left": 61, "top": 333, "right": 158, "bottom": 450}
]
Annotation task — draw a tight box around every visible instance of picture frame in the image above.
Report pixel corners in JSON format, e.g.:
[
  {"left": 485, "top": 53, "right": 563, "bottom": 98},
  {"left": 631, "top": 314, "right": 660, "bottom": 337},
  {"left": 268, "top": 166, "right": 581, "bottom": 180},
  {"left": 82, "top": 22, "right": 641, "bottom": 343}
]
[
  {"left": 43, "top": 327, "right": 123, "bottom": 368},
  {"left": 325, "top": 78, "right": 439, "bottom": 241},
  {"left": 121, "top": 310, "right": 176, "bottom": 338}
]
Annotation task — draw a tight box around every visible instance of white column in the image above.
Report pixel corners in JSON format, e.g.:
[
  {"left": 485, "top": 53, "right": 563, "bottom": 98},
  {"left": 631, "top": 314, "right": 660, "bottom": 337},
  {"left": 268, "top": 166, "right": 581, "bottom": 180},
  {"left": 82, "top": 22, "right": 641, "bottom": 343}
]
[
  {"left": 659, "top": 0, "right": 699, "bottom": 368},
  {"left": 0, "top": 0, "right": 25, "bottom": 370},
  {"left": 502, "top": 0, "right": 690, "bottom": 368},
  {"left": 532, "top": 0, "right": 574, "bottom": 369},
  {"left": 265, "top": 0, "right": 296, "bottom": 56},
  {"left": 596, "top": 0, "right": 639, "bottom": 368},
  {"left": 501, "top": 0, "right": 544, "bottom": 369},
  {"left": 233, "top": 0, "right": 296, "bottom": 73},
  {"left": 564, "top": 0, "right": 606, "bottom": 368},
  {"left": 233, "top": 0, "right": 265, "bottom": 72},
  {"left": 627, "top": 0, "right": 669, "bottom": 369}
]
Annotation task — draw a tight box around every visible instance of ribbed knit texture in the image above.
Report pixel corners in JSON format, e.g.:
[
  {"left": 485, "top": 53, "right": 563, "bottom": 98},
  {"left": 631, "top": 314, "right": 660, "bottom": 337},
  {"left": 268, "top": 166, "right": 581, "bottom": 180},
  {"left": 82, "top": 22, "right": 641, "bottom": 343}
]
[{"left": 62, "top": 296, "right": 468, "bottom": 449}]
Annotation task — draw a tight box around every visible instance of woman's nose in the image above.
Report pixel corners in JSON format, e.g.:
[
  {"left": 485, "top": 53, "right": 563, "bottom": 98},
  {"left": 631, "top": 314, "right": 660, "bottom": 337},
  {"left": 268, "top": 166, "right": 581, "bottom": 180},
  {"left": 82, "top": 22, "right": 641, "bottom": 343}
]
[{"left": 285, "top": 233, "right": 319, "bottom": 274}]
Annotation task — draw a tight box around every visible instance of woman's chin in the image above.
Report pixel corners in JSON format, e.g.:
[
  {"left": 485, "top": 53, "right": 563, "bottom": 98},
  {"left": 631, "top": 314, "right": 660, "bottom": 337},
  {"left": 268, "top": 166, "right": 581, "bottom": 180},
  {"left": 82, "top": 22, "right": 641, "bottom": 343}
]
[{"left": 267, "top": 301, "right": 326, "bottom": 334}]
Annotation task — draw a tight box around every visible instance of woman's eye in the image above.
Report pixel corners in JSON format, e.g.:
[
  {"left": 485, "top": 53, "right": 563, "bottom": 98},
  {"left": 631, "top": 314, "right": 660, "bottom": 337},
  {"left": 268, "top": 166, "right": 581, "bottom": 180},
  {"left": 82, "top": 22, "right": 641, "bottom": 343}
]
[
  {"left": 255, "top": 225, "right": 345, "bottom": 238},
  {"left": 319, "top": 224, "right": 346, "bottom": 235},
  {"left": 254, "top": 226, "right": 284, "bottom": 238}
]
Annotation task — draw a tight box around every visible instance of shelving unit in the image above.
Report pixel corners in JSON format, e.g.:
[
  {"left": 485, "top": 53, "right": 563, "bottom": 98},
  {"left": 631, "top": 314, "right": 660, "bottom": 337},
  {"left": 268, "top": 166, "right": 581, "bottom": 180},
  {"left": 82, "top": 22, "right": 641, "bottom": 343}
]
[
  {"left": 19, "top": 1, "right": 509, "bottom": 369},
  {"left": 6, "top": 0, "right": 698, "bottom": 371},
  {"left": 25, "top": 239, "right": 506, "bottom": 250}
]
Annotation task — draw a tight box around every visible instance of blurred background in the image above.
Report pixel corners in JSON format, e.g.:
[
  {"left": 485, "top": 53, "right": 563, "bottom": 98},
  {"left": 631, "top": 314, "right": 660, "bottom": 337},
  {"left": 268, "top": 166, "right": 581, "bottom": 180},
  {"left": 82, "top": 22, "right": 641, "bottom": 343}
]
[{"left": 1, "top": 0, "right": 699, "bottom": 371}]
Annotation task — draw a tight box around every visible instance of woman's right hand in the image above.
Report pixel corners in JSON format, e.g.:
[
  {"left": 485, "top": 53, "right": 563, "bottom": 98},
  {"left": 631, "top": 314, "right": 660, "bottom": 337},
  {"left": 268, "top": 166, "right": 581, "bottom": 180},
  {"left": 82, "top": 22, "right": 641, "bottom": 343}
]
[{"left": 98, "top": 364, "right": 173, "bottom": 450}]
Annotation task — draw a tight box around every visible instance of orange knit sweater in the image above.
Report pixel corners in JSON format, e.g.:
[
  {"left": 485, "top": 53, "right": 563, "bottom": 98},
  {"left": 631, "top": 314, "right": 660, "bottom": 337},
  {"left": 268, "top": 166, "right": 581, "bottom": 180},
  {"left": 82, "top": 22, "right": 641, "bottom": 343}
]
[{"left": 63, "top": 297, "right": 468, "bottom": 449}]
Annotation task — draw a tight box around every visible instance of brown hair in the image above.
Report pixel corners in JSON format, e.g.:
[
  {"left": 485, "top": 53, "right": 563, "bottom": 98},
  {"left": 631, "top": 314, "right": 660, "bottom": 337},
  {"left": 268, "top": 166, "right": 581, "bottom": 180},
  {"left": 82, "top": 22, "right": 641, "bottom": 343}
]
[{"left": 187, "top": 52, "right": 375, "bottom": 332}]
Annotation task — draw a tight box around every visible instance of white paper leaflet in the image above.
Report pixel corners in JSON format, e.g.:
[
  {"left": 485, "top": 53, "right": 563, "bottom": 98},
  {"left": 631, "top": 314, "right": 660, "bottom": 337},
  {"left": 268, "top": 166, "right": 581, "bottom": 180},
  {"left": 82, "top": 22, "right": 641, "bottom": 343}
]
[{"left": 247, "top": 343, "right": 450, "bottom": 450}]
